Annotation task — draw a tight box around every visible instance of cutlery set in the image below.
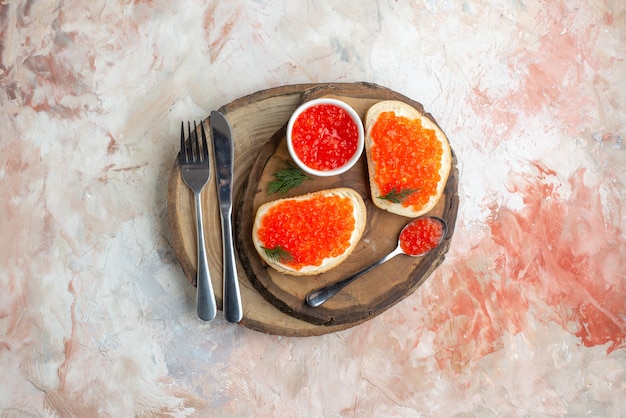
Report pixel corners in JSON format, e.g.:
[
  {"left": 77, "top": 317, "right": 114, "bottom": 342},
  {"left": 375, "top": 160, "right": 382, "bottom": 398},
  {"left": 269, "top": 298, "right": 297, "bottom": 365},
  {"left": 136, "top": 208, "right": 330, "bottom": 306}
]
[{"left": 179, "top": 113, "right": 242, "bottom": 323}]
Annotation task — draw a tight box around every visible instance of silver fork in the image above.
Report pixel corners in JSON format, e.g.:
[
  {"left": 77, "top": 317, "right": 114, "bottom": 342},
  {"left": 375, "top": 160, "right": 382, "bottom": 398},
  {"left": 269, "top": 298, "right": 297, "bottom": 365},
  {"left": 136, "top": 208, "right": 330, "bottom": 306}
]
[{"left": 180, "top": 121, "right": 217, "bottom": 321}]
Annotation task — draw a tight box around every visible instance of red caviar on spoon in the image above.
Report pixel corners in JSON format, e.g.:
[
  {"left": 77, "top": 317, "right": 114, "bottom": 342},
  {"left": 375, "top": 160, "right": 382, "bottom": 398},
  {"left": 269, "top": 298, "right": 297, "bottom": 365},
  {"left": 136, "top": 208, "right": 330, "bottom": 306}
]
[
  {"left": 399, "top": 216, "right": 445, "bottom": 256},
  {"left": 306, "top": 216, "right": 447, "bottom": 307}
]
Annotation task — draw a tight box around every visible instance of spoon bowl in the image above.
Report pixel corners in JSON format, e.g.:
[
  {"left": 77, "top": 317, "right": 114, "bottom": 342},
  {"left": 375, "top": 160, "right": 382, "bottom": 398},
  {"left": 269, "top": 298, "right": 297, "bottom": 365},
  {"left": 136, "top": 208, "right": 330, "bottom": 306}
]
[{"left": 305, "top": 216, "right": 447, "bottom": 307}]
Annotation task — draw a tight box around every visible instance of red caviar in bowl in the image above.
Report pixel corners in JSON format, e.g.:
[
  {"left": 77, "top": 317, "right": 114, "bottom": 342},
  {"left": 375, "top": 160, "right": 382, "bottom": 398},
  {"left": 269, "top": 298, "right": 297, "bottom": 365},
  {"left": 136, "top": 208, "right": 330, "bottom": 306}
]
[{"left": 291, "top": 104, "right": 359, "bottom": 172}]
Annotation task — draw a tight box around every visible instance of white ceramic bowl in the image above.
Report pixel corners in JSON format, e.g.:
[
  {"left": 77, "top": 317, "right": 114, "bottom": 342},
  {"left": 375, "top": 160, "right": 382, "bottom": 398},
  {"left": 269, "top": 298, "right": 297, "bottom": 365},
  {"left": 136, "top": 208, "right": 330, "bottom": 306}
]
[{"left": 286, "top": 98, "right": 364, "bottom": 177}]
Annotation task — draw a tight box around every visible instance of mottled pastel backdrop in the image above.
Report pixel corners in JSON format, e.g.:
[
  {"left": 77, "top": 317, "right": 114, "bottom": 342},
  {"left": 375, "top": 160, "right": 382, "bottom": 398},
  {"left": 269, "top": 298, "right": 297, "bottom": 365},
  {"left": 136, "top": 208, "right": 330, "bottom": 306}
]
[{"left": 1, "top": 0, "right": 624, "bottom": 416}]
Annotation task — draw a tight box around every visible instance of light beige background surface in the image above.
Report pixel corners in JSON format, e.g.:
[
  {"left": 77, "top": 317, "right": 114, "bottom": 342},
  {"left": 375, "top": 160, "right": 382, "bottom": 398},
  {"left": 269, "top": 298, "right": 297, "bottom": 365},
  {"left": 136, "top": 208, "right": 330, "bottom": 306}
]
[{"left": 1, "top": 1, "right": 624, "bottom": 416}]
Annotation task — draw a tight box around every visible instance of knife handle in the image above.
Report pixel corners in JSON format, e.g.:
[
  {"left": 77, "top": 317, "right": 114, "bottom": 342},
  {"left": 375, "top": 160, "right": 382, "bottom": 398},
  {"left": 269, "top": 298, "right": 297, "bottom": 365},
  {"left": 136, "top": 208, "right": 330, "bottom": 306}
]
[{"left": 220, "top": 209, "right": 243, "bottom": 323}]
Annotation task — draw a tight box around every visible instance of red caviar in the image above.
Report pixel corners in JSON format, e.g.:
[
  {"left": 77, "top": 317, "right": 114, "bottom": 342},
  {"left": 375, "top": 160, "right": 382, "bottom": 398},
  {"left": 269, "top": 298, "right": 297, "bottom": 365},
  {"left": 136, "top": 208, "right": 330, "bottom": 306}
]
[
  {"left": 291, "top": 104, "right": 359, "bottom": 171},
  {"left": 257, "top": 194, "right": 355, "bottom": 270},
  {"left": 371, "top": 111, "right": 443, "bottom": 209},
  {"left": 399, "top": 218, "right": 444, "bottom": 256}
]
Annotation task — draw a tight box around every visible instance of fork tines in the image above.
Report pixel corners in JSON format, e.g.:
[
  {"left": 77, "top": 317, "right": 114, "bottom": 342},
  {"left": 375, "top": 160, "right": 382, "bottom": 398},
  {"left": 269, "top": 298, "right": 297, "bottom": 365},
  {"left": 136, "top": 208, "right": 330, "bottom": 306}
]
[{"left": 180, "top": 121, "right": 209, "bottom": 164}]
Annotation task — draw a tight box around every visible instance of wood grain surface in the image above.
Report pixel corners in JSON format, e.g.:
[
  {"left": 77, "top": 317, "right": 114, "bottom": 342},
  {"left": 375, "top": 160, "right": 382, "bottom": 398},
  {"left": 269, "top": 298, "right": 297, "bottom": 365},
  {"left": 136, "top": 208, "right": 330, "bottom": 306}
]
[{"left": 166, "top": 82, "right": 459, "bottom": 336}]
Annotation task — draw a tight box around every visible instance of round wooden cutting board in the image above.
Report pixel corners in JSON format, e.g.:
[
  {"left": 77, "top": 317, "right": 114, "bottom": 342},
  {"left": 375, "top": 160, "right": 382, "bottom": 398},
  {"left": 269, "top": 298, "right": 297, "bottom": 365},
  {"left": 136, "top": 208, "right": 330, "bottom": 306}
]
[{"left": 167, "top": 82, "right": 459, "bottom": 336}]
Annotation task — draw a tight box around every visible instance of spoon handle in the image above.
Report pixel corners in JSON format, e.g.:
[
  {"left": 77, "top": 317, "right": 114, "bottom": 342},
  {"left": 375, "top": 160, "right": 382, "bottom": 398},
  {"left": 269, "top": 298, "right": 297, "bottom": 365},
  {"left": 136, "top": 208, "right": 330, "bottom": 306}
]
[{"left": 306, "top": 246, "right": 403, "bottom": 307}]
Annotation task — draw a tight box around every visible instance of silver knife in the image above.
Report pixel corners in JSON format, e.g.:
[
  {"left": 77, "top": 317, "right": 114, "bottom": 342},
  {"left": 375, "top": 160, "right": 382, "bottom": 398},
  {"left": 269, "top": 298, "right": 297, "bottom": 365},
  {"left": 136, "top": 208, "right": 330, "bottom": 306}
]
[{"left": 209, "top": 111, "right": 243, "bottom": 323}]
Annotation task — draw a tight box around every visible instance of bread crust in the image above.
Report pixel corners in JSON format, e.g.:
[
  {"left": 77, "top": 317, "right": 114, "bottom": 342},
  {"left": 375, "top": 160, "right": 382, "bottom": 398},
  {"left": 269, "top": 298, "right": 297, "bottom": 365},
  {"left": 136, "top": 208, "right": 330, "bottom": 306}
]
[
  {"left": 252, "top": 187, "right": 366, "bottom": 276},
  {"left": 365, "top": 100, "right": 452, "bottom": 218}
]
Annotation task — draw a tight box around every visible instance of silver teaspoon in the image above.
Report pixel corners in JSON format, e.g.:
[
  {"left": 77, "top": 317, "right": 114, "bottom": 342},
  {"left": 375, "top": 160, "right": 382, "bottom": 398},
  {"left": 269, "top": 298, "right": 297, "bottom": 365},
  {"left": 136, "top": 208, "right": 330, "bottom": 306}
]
[{"left": 305, "top": 216, "right": 447, "bottom": 308}]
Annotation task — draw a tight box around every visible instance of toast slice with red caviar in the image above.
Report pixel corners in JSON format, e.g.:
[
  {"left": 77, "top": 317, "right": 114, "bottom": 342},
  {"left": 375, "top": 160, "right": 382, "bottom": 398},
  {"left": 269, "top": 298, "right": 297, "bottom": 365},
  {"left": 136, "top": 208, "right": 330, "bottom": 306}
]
[
  {"left": 252, "top": 188, "right": 366, "bottom": 276},
  {"left": 365, "top": 100, "right": 452, "bottom": 218}
]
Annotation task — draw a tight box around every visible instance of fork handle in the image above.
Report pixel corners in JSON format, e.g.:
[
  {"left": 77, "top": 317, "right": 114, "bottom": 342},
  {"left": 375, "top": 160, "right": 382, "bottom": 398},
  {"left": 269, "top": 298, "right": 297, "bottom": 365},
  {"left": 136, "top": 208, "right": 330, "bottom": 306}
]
[
  {"left": 219, "top": 208, "right": 243, "bottom": 323},
  {"left": 194, "top": 192, "right": 217, "bottom": 321}
]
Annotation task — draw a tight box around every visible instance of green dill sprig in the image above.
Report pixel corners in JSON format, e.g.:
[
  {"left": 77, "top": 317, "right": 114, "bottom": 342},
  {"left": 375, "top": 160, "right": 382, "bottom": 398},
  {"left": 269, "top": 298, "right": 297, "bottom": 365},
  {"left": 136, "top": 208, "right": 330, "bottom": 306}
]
[
  {"left": 267, "top": 162, "right": 310, "bottom": 195},
  {"left": 262, "top": 245, "right": 294, "bottom": 264},
  {"left": 377, "top": 187, "right": 419, "bottom": 204}
]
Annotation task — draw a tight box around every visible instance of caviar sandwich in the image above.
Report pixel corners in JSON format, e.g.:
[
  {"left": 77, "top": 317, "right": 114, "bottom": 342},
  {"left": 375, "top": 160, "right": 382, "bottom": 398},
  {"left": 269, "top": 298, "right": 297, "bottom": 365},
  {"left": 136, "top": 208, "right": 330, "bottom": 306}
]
[
  {"left": 365, "top": 100, "right": 452, "bottom": 218},
  {"left": 252, "top": 188, "right": 366, "bottom": 276}
]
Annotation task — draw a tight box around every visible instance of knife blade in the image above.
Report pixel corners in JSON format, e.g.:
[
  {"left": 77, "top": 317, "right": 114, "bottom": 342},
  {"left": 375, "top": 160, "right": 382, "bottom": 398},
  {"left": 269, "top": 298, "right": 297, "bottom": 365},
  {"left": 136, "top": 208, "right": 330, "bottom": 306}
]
[{"left": 209, "top": 110, "right": 243, "bottom": 323}]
